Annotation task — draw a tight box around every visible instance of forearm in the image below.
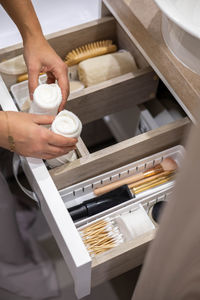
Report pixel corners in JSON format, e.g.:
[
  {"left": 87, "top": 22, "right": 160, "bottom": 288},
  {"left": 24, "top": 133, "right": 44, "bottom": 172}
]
[
  {"left": 0, "top": 111, "right": 10, "bottom": 150},
  {"left": 1, "top": 0, "right": 69, "bottom": 108},
  {"left": 0, "top": 0, "right": 44, "bottom": 43}
]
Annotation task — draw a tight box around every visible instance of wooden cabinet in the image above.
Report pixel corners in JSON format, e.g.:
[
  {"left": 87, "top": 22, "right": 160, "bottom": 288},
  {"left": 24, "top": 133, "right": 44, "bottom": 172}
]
[{"left": 0, "top": 0, "right": 194, "bottom": 298}]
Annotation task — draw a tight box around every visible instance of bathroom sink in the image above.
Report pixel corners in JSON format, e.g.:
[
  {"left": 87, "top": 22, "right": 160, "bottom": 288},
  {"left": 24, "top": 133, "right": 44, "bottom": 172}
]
[{"left": 154, "top": 0, "right": 200, "bottom": 75}]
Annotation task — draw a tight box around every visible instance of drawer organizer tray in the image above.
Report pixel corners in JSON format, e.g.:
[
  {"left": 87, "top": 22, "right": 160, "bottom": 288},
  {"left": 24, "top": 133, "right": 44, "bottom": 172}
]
[
  {"left": 61, "top": 145, "right": 184, "bottom": 213},
  {"left": 60, "top": 144, "right": 184, "bottom": 291}
]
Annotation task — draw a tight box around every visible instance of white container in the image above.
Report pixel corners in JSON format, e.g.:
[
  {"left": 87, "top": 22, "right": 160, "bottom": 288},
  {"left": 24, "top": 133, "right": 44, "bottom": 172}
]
[
  {"left": 10, "top": 75, "right": 84, "bottom": 111},
  {"left": 10, "top": 74, "right": 47, "bottom": 112},
  {"left": 0, "top": 54, "right": 27, "bottom": 87},
  {"left": 46, "top": 110, "right": 82, "bottom": 168},
  {"left": 29, "top": 83, "right": 62, "bottom": 115}
]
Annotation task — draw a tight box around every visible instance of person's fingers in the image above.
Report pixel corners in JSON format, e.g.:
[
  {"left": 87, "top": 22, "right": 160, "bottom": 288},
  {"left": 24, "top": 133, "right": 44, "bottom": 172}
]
[
  {"left": 28, "top": 65, "right": 41, "bottom": 100},
  {"left": 28, "top": 114, "right": 77, "bottom": 146},
  {"left": 45, "top": 145, "right": 76, "bottom": 157},
  {"left": 48, "top": 132, "right": 77, "bottom": 147},
  {"left": 58, "top": 77, "right": 70, "bottom": 111},
  {"left": 54, "top": 63, "right": 69, "bottom": 111},
  {"left": 41, "top": 154, "right": 55, "bottom": 160},
  {"left": 30, "top": 113, "right": 55, "bottom": 125},
  {"left": 46, "top": 71, "right": 55, "bottom": 84}
]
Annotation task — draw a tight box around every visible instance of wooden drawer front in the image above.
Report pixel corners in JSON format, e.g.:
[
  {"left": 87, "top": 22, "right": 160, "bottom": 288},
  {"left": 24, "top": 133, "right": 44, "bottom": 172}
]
[
  {"left": 67, "top": 68, "right": 157, "bottom": 125},
  {"left": 50, "top": 117, "right": 189, "bottom": 190},
  {"left": 91, "top": 230, "right": 154, "bottom": 287}
]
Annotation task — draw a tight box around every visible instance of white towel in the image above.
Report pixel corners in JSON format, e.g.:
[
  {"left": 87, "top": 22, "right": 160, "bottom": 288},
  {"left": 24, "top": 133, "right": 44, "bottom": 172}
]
[
  {"left": 78, "top": 51, "right": 138, "bottom": 87},
  {"left": 46, "top": 110, "right": 82, "bottom": 168},
  {"left": 29, "top": 83, "right": 62, "bottom": 115}
]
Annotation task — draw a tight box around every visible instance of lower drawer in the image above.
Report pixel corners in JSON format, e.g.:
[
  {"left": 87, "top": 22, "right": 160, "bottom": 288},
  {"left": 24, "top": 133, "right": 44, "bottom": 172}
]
[
  {"left": 39, "top": 145, "right": 185, "bottom": 293},
  {"left": 58, "top": 144, "right": 184, "bottom": 289},
  {"left": 15, "top": 138, "right": 187, "bottom": 297}
]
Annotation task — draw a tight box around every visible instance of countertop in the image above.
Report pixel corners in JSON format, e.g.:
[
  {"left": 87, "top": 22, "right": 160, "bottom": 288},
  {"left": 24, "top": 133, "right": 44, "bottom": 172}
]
[{"left": 0, "top": 0, "right": 100, "bottom": 49}]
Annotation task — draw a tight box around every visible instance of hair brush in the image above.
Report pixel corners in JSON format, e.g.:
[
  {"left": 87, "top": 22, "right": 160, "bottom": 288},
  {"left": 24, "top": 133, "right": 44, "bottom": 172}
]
[{"left": 65, "top": 40, "right": 117, "bottom": 66}]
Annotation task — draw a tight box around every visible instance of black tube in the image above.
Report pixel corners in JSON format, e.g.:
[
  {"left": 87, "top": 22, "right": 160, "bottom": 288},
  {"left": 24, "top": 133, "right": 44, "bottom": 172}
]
[{"left": 68, "top": 184, "right": 133, "bottom": 221}]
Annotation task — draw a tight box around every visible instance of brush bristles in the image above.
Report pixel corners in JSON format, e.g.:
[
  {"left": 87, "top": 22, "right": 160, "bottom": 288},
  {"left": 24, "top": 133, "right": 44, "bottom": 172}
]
[
  {"left": 161, "top": 158, "right": 177, "bottom": 172},
  {"left": 79, "top": 218, "right": 124, "bottom": 257},
  {"left": 65, "top": 40, "right": 117, "bottom": 66}
]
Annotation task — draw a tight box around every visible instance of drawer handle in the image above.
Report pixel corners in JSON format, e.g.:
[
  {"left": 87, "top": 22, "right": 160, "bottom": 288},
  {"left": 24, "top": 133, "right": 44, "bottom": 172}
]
[{"left": 12, "top": 153, "right": 40, "bottom": 207}]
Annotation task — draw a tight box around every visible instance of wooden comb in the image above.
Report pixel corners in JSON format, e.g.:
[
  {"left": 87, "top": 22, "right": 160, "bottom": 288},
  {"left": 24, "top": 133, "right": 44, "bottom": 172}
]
[{"left": 65, "top": 40, "right": 117, "bottom": 66}]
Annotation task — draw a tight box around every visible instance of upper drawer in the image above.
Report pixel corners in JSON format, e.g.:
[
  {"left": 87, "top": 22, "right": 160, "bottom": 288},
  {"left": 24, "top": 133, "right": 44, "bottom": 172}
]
[
  {"left": 0, "top": 8, "right": 191, "bottom": 300},
  {"left": 0, "top": 16, "right": 158, "bottom": 124}
]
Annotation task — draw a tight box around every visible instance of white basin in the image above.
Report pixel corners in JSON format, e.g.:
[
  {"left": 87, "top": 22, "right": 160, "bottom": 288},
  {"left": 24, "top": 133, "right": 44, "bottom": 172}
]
[{"left": 154, "top": 0, "right": 200, "bottom": 74}]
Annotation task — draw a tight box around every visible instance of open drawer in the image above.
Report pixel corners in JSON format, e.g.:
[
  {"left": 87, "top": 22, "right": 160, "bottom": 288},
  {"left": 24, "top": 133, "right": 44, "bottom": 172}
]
[
  {"left": 0, "top": 78, "right": 190, "bottom": 299},
  {"left": 63, "top": 144, "right": 184, "bottom": 287},
  {"left": 0, "top": 3, "right": 192, "bottom": 300}
]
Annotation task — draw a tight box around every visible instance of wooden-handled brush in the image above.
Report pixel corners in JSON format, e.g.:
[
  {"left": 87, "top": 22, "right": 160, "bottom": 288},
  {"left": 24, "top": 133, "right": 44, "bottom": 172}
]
[
  {"left": 94, "top": 158, "right": 177, "bottom": 196},
  {"left": 65, "top": 40, "right": 117, "bottom": 66},
  {"left": 132, "top": 173, "right": 174, "bottom": 194},
  {"left": 17, "top": 40, "right": 117, "bottom": 82}
]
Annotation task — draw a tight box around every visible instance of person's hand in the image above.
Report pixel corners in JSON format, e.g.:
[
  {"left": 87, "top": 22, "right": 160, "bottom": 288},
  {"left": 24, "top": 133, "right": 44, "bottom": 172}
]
[
  {"left": 23, "top": 37, "right": 69, "bottom": 111},
  {"left": 0, "top": 111, "right": 77, "bottom": 159}
]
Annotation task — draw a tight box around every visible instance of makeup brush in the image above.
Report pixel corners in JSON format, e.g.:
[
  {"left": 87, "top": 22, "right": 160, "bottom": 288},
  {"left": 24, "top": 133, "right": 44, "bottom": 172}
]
[
  {"left": 133, "top": 173, "right": 174, "bottom": 195},
  {"left": 128, "top": 170, "right": 174, "bottom": 189},
  {"left": 94, "top": 158, "right": 177, "bottom": 196}
]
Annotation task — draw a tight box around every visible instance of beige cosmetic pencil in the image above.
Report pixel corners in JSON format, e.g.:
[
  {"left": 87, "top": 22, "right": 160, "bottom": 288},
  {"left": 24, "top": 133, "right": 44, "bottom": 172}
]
[{"left": 94, "top": 158, "right": 177, "bottom": 196}]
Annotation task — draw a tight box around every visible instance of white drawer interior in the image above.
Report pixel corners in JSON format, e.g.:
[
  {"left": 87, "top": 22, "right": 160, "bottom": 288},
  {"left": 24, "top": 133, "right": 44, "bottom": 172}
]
[{"left": 60, "top": 145, "right": 184, "bottom": 216}]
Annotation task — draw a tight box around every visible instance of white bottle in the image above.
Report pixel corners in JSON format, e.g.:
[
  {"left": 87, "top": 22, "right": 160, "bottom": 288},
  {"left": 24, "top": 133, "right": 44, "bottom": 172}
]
[
  {"left": 29, "top": 83, "right": 62, "bottom": 115},
  {"left": 46, "top": 110, "right": 82, "bottom": 168}
]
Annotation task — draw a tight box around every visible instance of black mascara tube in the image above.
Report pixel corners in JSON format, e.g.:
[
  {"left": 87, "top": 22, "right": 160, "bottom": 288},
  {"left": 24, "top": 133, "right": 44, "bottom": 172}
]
[{"left": 68, "top": 185, "right": 133, "bottom": 221}]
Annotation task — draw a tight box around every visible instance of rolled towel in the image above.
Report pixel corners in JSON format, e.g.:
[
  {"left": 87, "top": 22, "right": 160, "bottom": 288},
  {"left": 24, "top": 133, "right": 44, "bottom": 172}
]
[
  {"left": 78, "top": 51, "right": 138, "bottom": 87},
  {"left": 46, "top": 110, "right": 82, "bottom": 168},
  {"left": 29, "top": 83, "right": 62, "bottom": 115}
]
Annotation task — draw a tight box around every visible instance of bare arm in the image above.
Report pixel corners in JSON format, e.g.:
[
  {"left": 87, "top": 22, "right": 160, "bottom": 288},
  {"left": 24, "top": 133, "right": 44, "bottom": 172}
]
[
  {"left": 0, "top": 1, "right": 76, "bottom": 158},
  {"left": 0, "top": 111, "right": 77, "bottom": 159},
  {"left": 0, "top": 0, "right": 43, "bottom": 41},
  {"left": 0, "top": 0, "right": 69, "bottom": 110}
]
